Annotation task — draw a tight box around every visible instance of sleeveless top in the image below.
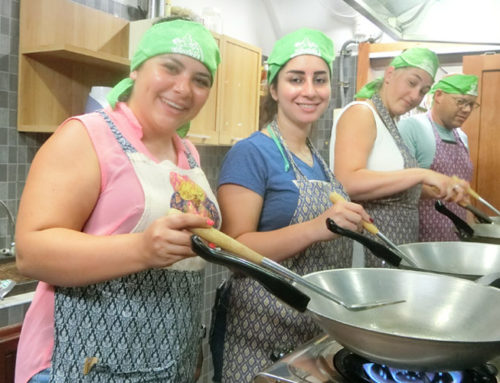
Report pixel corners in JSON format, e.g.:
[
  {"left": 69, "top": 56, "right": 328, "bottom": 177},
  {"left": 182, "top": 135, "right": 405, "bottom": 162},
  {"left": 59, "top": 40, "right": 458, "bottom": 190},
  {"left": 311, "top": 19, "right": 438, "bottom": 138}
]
[{"left": 16, "top": 103, "right": 220, "bottom": 383}]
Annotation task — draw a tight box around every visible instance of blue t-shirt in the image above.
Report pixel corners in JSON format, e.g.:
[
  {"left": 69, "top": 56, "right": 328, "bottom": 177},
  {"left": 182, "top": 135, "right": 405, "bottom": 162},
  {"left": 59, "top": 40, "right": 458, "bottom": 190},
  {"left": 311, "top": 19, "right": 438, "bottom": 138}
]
[{"left": 218, "top": 131, "right": 328, "bottom": 231}]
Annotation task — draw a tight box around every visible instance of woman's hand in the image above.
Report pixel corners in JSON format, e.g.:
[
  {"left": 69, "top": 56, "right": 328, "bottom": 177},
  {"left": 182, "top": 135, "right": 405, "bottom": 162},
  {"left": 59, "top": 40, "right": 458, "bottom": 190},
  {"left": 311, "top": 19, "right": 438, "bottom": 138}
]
[
  {"left": 422, "top": 171, "right": 469, "bottom": 203},
  {"left": 139, "top": 213, "right": 214, "bottom": 269},
  {"left": 311, "top": 200, "right": 372, "bottom": 242}
]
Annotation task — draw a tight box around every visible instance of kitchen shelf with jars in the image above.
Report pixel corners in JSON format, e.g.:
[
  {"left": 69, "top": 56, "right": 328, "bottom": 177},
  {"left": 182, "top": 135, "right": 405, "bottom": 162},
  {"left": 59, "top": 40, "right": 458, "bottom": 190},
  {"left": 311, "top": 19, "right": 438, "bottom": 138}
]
[{"left": 18, "top": 0, "right": 262, "bottom": 145}]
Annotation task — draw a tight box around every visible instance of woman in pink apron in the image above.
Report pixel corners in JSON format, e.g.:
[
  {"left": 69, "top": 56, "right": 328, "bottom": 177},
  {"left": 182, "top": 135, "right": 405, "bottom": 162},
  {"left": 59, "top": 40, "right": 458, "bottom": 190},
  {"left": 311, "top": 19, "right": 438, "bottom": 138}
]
[{"left": 15, "top": 19, "right": 220, "bottom": 383}]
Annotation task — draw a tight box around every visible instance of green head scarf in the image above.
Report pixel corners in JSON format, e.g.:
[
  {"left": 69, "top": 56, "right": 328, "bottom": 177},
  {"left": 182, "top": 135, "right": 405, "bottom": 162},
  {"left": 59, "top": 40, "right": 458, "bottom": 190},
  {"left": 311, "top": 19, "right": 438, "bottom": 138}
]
[
  {"left": 355, "top": 47, "right": 439, "bottom": 99},
  {"left": 430, "top": 74, "right": 478, "bottom": 96},
  {"left": 107, "top": 19, "right": 221, "bottom": 137},
  {"left": 267, "top": 28, "right": 335, "bottom": 85}
]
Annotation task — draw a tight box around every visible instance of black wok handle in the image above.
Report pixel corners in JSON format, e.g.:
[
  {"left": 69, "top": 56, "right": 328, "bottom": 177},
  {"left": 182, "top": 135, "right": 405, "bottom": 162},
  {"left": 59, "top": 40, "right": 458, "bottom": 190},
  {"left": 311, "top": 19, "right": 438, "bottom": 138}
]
[
  {"left": 434, "top": 200, "right": 474, "bottom": 238},
  {"left": 190, "top": 235, "right": 310, "bottom": 312},
  {"left": 475, "top": 272, "right": 500, "bottom": 289},
  {"left": 459, "top": 203, "right": 493, "bottom": 224},
  {"left": 325, "top": 218, "right": 402, "bottom": 267}
]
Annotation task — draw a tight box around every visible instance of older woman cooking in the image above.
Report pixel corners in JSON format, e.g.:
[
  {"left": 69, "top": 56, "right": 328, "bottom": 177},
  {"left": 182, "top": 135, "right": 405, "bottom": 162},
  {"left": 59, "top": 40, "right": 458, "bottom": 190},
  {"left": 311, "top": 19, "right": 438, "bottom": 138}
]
[
  {"left": 329, "top": 48, "right": 469, "bottom": 267},
  {"left": 15, "top": 19, "right": 220, "bottom": 383}
]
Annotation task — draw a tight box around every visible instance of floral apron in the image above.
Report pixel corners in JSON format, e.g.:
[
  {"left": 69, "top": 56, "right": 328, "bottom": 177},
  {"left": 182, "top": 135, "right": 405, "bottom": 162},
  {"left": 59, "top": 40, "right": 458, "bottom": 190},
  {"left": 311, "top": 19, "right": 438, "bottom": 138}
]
[
  {"left": 219, "top": 121, "right": 352, "bottom": 382},
  {"left": 49, "top": 111, "right": 220, "bottom": 383},
  {"left": 359, "top": 95, "right": 421, "bottom": 267},
  {"left": 418, "top": 114, "right": 473, "bottom": 242}
]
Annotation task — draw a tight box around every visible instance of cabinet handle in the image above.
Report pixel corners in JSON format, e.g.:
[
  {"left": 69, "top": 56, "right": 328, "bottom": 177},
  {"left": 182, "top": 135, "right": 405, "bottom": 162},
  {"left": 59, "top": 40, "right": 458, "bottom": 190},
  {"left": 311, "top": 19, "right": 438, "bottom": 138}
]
[
  {"left": 231, "top": 137, "right": 243, "bottom": 143},
  {"left": 187, "top": 134, "right": 211, "bottom": 140}
]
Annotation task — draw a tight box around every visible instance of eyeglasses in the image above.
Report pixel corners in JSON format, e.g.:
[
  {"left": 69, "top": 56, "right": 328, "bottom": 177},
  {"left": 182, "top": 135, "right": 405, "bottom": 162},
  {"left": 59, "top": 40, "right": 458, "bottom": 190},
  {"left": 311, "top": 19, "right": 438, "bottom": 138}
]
[{"left": 450, "top": 96, "right": 480, "bottom": 111}]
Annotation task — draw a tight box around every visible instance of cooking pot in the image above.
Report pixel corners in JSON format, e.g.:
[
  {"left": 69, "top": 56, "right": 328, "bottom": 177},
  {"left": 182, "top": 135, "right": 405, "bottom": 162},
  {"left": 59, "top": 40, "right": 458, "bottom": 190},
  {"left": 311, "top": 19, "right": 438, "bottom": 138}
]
[
  {"left": 326, "top": 218, "right": 500, "bottom": 281},
  {"left": 191, "top": 236, "right": 500, "bottom": 371},
  {"left": 435, "top": 200, "right": 500, "bottom": 243}
]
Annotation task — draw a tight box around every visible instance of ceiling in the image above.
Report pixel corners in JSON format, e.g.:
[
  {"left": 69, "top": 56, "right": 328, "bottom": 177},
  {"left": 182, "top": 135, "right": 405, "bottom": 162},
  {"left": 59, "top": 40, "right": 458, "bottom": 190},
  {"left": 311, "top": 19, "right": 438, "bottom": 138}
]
[{"left": 264, "top": 0, "right": 500, "bottom": 45}]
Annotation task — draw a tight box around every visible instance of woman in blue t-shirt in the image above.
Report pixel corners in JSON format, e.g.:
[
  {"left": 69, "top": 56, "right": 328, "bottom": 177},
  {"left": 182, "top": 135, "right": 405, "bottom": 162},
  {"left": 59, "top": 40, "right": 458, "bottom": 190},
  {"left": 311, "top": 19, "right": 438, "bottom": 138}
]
[{"left": 211, "top": 28, "right": 372, "bottom": 383}]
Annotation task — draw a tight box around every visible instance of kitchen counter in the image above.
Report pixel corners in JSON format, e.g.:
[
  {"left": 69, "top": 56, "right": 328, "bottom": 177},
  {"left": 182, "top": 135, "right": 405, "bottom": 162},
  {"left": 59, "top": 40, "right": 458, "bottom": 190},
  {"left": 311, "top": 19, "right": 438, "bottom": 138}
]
[
  {"left": 0, "top": 259, "right": 31, "bottom": 283},
  {"left": 0, "top": 259, "right": 38, "bottom": 297}
]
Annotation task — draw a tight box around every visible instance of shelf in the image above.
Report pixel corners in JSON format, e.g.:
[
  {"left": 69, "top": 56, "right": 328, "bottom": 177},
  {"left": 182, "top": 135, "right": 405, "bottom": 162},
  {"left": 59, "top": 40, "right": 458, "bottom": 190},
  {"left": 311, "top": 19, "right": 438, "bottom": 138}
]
[
  {"left": 18, "top": 0, "right": 130, "bottom": 133},
  {"left": 23, "top": 44, "right": 130, "bottom": 71}
]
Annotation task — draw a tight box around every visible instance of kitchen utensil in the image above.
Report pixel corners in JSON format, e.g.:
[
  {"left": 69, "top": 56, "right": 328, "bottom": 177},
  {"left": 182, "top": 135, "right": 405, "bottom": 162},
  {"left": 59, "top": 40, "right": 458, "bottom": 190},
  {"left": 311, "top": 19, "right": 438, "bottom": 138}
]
[
  {"left": 327, "top": 218, "right": 500, "bottom": 280},
  {"left": 191, "top": 236, "right": 500, "bottom": 370},
  {"left": 168, "top": 209, "right": 403, "bottom": 310},
  {"left": 325, "top": 218, "right": 417, "bottom": 267},
  {"left": 328, "top": 192, "right": 416, "bottom": 265},
  {"left": 435, "top": 200, "right": 500, "bottom": 243},
  {"left": 458, "top": 201, "right": 493, "bottom": 224},
  {"left": 452, "top": 175, "right": 500, "bottom": 215}
]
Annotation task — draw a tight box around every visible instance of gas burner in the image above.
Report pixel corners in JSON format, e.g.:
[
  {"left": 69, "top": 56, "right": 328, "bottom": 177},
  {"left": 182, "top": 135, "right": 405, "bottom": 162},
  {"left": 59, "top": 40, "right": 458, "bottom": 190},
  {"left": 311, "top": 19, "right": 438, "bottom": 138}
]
[
  {"left": 334, "top": 349, "right": 497, "bottom": 383},
  {"left": 254, "top": 335, "right": 500, "bottom": 383}
]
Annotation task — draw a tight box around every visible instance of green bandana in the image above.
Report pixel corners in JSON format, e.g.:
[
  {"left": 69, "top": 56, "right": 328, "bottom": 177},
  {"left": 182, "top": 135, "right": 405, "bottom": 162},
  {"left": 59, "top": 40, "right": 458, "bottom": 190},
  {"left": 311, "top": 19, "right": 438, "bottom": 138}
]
[
  {"left": 107, "top": 19, "right": 220, "bottom": 137},
  {"left": 355, "top": 47, "right": 439, "bottom": 99},
  {"left": 430, "top": 74, "right": 478, "bottom": 96},
  {"left": 267, "top": 28, "right": 334, "bottom": 85}
]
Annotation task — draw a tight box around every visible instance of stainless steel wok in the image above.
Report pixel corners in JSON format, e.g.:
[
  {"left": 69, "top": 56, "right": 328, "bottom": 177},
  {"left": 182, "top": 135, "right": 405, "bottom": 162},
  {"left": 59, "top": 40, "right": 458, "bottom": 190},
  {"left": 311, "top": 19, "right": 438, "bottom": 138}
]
[
  {"left": 191, "top": 236, "right": 500, "bottom": 371},
  {"left": 435, "top": 200, "right": 500, "bottom": 243},
  {"left": 326, "top": 218, "right": 500, "bottom": 280}
]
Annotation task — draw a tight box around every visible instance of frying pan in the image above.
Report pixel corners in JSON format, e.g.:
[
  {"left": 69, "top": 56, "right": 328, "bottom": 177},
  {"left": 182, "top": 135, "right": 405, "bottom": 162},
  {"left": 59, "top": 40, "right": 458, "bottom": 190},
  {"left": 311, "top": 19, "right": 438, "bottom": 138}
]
[
  {"left": 191, "top": 236, "right": 500, "bottom": 370},
  {"left": 435, "top": 200, "right": 500, "bottom": 243},
  {"left": 326, "top": 218, "right": 500, "bottom": 281}
]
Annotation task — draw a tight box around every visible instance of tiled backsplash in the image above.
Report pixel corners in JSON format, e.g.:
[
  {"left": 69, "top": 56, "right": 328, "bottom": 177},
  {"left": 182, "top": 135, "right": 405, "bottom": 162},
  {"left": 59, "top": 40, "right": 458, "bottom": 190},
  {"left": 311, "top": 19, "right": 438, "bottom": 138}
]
[{"left": 0, "top": 1, "right": 356, "bottom": 381}]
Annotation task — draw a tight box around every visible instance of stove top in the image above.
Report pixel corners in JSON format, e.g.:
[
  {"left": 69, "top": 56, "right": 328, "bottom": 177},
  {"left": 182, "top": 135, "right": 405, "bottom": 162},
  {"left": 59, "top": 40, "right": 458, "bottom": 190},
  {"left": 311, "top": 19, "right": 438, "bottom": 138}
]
[{"left": 254, "top": 334, "right": 500, "bottom": 383}]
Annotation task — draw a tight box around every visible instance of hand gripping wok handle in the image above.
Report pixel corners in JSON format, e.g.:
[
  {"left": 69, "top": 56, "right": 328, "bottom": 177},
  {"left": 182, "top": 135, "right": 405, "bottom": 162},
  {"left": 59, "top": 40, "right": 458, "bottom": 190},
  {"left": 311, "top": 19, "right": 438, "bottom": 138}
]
[
  {"left": 168, "top": 208, "right": 265, "bottom": 265},
  {"left": 329, "top": 192, "right": 379, "bottom": 234}
]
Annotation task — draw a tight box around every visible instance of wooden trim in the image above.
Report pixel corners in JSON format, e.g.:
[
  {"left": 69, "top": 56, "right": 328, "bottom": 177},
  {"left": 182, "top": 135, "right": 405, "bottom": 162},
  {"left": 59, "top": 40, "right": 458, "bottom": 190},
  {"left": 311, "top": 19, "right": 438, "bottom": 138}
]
[
  {"left": 356, "top": 42, "right": 370, "bottom": 93},
  {"left": 0, "top": 323, "right": 22, "bottom": 383}
]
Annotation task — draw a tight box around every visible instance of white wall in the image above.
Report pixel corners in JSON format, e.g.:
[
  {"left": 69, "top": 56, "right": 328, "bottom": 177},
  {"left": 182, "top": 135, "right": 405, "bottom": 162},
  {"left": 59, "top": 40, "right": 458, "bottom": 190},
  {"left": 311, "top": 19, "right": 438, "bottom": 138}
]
[{"left": 174, "top": 0, "right": 276, "bottom": 54}]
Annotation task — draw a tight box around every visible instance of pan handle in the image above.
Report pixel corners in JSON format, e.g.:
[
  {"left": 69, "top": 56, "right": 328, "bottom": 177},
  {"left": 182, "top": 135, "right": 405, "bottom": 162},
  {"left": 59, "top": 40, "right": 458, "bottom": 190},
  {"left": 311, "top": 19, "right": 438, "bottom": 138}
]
[
  {"left": 434, "top": 200, "right": 474, "bottom": 238},
  {"left": 326, "top": 218, "right": 402, "bottom": 267},
  {"left": 475, "top": 272, "right": 500, "bottom": 289},
  {"left": 190, "top": 235, "right": 310, "bottom": 312}
]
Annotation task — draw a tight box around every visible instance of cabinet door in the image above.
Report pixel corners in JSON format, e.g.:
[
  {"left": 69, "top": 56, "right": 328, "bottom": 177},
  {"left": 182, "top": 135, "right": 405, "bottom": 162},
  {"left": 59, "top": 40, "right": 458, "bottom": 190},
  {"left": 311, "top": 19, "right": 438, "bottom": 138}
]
[
  {"left": 462, "top": 54, "right": 500, "bottom": 211},
  {"left": 0, "top": 323, "right": 22, "bottom": 383},
  {"left": 218, "top": 37, "right": 261, "bottom": 146},
  {"left": 188, "top": 34, "right": 221, "bottom": 145}
]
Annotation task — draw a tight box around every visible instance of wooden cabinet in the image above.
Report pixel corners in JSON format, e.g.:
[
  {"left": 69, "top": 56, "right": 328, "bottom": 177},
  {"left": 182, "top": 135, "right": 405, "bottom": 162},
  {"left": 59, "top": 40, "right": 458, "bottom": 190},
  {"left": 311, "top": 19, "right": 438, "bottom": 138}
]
[
  {"left": 188, "top": 35, "right": 262, "bottom": 145},
  {"left": 0, "top": 323, "right": 22, "bottom": 383},
  {"left": 18, "top": 0, "right": 261, "bottom": 144},
  {"left": 462, "top": 54, "right": 500, "bottom": 211},
  {"left": 18, "top": 0, "right": 130, "bottom": 132}
]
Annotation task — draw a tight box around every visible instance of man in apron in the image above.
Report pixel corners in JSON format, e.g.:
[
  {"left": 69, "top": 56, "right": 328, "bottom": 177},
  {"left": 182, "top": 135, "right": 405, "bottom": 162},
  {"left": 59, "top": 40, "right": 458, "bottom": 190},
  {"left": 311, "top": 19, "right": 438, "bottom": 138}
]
[{"left": 399, "top": 74, "right": 478, "bottom": 241}]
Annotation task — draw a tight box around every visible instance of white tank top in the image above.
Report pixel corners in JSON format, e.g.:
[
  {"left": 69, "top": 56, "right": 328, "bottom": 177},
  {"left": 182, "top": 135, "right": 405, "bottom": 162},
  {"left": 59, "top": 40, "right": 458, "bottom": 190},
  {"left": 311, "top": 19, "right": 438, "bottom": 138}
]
[{"left": 329, "top": 101, "right": 404, "bottom": 171}]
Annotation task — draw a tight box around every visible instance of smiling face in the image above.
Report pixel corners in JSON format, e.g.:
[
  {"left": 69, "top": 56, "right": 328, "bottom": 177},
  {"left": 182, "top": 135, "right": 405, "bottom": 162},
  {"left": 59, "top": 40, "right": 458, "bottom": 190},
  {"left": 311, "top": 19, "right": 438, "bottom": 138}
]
[
  {"left": 270, "top": 55, "right": 331, "bottom": 128},
  {"left": 432, "top": 90, "right": 478, "bottom": 129},
  {"left": 381, "top": 66, "right": 434, "bottom": 117},
  {"left": 127, "top": 53, "right": 212, "bottom": 135}
]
